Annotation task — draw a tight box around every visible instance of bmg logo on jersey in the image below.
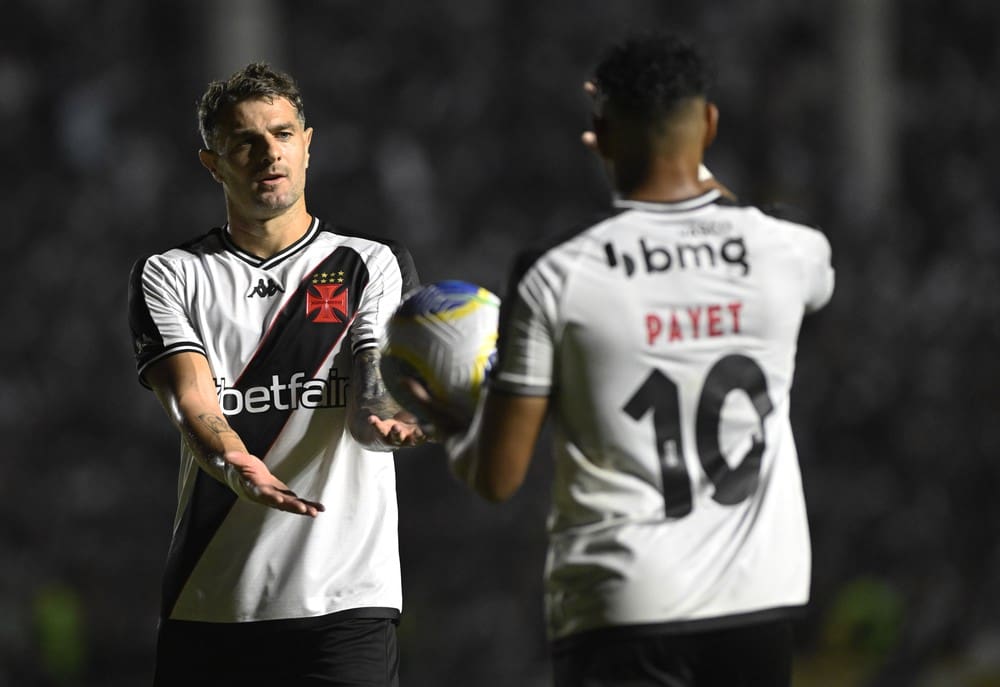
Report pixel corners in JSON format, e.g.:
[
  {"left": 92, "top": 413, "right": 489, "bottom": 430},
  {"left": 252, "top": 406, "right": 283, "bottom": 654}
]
[{"left": 604, "top": 236, "right": 750, "bottom": 277}]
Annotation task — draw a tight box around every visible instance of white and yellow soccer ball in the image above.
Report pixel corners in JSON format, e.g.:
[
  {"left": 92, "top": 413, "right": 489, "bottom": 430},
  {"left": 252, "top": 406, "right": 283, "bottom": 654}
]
[{"left": 380, "top": 280, "right": 500, "bottom": 426}]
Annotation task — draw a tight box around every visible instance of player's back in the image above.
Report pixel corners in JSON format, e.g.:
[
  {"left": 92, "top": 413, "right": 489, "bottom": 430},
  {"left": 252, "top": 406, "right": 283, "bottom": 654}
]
[{"left": 496, "top": 189, "right": 834, "bottom": 641}]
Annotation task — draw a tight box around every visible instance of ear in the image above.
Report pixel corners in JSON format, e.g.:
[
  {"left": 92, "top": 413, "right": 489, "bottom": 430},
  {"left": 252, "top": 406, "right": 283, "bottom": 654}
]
[
  {"left": 198, "top": 148, "right": 224, "bottom": 183},
  {"left": 704, "top": 102, "right": 719, "bottom": 149},
  {"left": 592, "top": 115, "right": 612, "bottom": 159},
  {"left": 303, "top": 127, "right": 314, "bottom": 169}
]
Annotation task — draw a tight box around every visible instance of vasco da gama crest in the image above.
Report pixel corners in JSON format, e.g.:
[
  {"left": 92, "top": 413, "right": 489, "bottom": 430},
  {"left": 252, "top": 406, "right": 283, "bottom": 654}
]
[{"left": 306, "top": 271, "right": 349, "bottom": 323}]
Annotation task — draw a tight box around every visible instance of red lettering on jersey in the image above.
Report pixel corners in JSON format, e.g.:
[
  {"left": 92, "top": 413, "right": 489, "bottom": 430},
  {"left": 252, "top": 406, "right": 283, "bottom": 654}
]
[
  {"left": 646, "top": 314, "right": 663, "bottom": 345},
  {"left": 647, "top": 300, "right": 744, "bottom": 345},
  {"left": 687, "top": 307, "right": 702, "bottom": 339},
  {"left": 707, "top": 304, "right": 722, "bottom": 337},
  {"left": 728, "top": 301, "right": 743, "bottom": 333},
  {"left": 669, "top": 313, "right": 683, "bottom": 341},
  {"left": 306, "top": 284, "right": 349, "bottom": 323}
]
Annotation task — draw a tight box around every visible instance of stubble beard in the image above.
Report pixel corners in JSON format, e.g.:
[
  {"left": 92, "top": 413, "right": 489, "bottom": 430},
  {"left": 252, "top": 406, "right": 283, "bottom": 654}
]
[{"left": 252, "top": 178, "right": 303, "bottom": 215}]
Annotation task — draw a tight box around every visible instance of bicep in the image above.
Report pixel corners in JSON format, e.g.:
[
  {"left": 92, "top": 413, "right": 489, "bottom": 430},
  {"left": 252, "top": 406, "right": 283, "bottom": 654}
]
[
  {"left": 474, "top": 261, "right": 557, "bottom": 500},
  {"left": 475, "top": 390, "right": 549, "bottom": 501}
]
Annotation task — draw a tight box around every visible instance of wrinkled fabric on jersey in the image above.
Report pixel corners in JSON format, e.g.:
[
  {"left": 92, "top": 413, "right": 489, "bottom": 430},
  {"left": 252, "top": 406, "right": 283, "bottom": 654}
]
[
  {"left": 129, "top": 218, "right": 418, "bottom": 624},
  {"left": 492, "top": 191, "right": 834, "bottom": 642}
]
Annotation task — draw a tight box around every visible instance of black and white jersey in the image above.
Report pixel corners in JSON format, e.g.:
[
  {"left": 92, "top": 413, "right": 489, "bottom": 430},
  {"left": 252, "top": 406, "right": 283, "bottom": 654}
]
[
  {"left": 492, "top": 191, "right": 834, "bottom": 642},
  {"left": 129, "top": 217, "right": 418, "bottom": 623}
]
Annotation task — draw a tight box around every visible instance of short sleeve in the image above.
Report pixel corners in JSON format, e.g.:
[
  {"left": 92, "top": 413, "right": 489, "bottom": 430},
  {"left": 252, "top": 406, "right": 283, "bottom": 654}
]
[
  {"left": 491, "top": 253, "right": 561, "bottom": 396},
  {"left": 128, "top": 255, "right": 206, "bottom": 386},
  {"left": 799, "top": 229, "right": 835, "bottom": 313},
  {"left": 349, "top": 240, "right": 419, "bottom": 356}
]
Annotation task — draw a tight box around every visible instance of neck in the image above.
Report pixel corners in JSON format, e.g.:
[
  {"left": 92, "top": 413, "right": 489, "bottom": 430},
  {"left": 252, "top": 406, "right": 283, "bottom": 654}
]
[
  {"left": 226, "top": 204, "right": 312, "bottom": 259},
  {"left": 619, "top": 152, "right": 707, "bottom": 203}
]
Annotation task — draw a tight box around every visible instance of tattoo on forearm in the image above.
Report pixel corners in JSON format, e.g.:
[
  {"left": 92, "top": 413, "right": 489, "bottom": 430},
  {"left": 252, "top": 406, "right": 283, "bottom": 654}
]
[
  {"left": 354, "top": 349, "right": 401, "bottom": 418},
  {"left": 198, "top": 414, "right": 234, "bottom": 435}
]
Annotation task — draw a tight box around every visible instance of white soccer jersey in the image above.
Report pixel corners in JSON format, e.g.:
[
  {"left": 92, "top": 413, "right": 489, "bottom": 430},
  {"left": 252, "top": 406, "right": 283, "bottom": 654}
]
[
  {"left": 128, "top": 217, "right": 418, "bottom": 624},
  {"left": 492, "top": 190, "right": 834, "bottom": 642}
]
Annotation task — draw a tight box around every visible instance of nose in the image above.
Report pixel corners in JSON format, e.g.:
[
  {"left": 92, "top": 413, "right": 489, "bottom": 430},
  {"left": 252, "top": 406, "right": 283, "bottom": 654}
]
[{"left": 260, "top": 134, "right": 282, "bottom": 164}]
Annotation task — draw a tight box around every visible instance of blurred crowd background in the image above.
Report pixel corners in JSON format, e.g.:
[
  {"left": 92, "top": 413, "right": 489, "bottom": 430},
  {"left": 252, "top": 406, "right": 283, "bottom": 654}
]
[{"left": 3, "top": 0, "right": 999, "bottom": 685}]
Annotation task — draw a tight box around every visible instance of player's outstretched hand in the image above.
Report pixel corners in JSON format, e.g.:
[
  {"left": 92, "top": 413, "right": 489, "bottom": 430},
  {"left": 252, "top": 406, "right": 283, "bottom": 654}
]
[
  {"left": 223, "top": 450, "right": 325, "bottom": 517},
  {"left": 366, "top": 411, "right": 427, "bottom": 449}
]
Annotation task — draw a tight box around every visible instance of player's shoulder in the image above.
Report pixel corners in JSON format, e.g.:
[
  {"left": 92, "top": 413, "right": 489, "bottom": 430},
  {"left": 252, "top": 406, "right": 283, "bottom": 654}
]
[
  {"left": 164, "top": 226, "right": 226, "bottom": 256},
  {"left": 722, "top": 197, "right": 826, "bottom": 235},
  {"left": 317, "top": 220, "right": 409, "bottom": 255},
  {"left": 508, "top": 209, "right": 624, "bottom": 285},
  {"left": 316, "top": 220, "right": 419, "bottom": 288},
  {"left": 130, "top": 227, "right": 225, "bottom": 275},
  {"left": 719, "top": 197, "right": 831, "bottom": 256}
]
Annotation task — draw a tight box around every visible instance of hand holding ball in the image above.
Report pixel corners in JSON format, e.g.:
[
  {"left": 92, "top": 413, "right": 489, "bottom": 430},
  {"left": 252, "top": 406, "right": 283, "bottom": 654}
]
[{"left": 380, "top": 280, "right": 500, "bottom": 431}]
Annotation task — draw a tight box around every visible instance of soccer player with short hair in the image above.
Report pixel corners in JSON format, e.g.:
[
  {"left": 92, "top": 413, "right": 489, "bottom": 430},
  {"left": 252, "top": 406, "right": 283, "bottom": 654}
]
[
  {"left": 415, "top": 33, "right": 834, "bottom": 685},
  {"left": 128, "top": 62, "right": 423, "bottom": 686}
]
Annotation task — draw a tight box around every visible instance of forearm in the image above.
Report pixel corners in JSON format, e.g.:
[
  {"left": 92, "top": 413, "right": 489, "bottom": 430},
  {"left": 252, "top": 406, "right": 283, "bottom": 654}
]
[
  {"left": 173, "top": 399, "right": 287, "bottom": 501},
  {"left": 347, "top": 348, "right": 406, "bottom": 451},
  {"left": 146, "top": 352, "right": 322, "bottom": 515},
  {"left": 444, "top": 412, "right": 482, "bottom": 493},
  {"left": 176, "top": 404, "right": 250, "bottom": 485},
  {"left": 148, "top": 356, "right": 259, "bottom": 490},
  {"left": 445, "top": 390, "right": 548, "bottom": 502}
]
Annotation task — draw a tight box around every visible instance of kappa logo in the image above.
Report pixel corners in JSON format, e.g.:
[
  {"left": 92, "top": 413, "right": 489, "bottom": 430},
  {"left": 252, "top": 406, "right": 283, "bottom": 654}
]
[
  {"left": 246, "top": 277, "right": 285, "bottom": 298},
  {"left": 306, "top": 270, "right": 350, "bottom": 323}
]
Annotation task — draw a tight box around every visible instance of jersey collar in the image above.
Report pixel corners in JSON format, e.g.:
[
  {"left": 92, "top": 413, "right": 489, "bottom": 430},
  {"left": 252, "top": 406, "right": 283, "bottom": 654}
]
[
  {"left": 612, "top": 189, "right": 722, "bottom": 213},
  {"left": 221, "top": 216, "right": 321, "bottom": 269}
]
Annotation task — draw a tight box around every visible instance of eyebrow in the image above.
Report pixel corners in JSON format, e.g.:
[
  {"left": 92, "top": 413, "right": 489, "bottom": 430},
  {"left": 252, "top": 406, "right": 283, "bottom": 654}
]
[{"left": 230, "top": 121, "right": 299, "bottom": 137}]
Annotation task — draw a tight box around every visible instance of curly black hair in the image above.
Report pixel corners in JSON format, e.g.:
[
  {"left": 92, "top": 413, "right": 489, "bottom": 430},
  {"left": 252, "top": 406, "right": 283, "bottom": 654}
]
[
  {"left": 197, "top": 62, "right": 306, "bottom": 151},
  {"left": 593, "top": 32, "right": 712, "bottom": 123}
]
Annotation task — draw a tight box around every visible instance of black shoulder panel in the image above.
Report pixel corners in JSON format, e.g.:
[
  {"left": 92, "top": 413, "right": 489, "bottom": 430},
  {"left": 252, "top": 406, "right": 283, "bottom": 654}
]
[
  {"left": 318, "top": 221, "right": 420, "bottom": 294},
  {"left": 755, "top": 202, "right": 824, "bottom": 232}
]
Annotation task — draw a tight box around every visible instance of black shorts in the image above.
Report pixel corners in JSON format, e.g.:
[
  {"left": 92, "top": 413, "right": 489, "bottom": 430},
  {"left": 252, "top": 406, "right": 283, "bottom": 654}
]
[
  {"left": 153, "top": 610, "right": 399, "bottom": 687},
  {"left": 552, "top": 618, "right": 794, "bottom": 687}
]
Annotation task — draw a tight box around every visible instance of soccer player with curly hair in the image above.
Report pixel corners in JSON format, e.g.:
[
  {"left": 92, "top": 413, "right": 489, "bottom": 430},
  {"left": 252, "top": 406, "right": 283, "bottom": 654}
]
[{"left": 416, "top": 32, "right": 834, "bottom": 686}]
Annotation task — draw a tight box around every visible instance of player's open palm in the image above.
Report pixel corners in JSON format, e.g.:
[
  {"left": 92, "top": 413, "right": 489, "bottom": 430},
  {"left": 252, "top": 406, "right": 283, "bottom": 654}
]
[
  {"left": 367, "top": 412, "right": 427, "bottom": 448},
  {"left": 223, "top": 450, "right": 325, "bottom": 517}
]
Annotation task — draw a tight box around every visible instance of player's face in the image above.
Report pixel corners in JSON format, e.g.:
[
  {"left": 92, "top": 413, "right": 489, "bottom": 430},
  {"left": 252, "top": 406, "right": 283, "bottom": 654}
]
[{"left": 203, "top": 96, "right": 313, "bottom": 220}]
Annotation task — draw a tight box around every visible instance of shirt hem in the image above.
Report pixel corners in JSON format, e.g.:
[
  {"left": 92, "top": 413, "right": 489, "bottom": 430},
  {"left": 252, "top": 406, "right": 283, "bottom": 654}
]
[
  {"left": 550, "top": 604, "right": 807, "bottom": 654},
  {"left": 163, "top": 606, "right": 401, "bottom": 630}
]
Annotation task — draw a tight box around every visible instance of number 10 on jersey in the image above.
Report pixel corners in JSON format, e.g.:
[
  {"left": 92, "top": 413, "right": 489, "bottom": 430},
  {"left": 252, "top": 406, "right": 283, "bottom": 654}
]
[{"left": 622, "top": 354, "right": 774, "bottom": 519}]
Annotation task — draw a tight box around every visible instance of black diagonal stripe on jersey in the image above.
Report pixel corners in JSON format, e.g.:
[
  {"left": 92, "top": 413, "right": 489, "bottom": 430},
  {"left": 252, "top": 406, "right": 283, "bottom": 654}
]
[{"left": 160, "top": 246, "right": 371, "bottom": 619}]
